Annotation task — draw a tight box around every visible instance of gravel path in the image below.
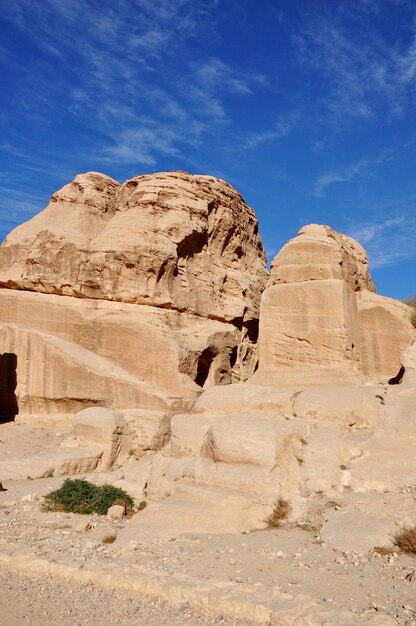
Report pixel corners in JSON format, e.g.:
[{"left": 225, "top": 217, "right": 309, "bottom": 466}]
[{"left": 0, "top": 568, "right": 252, "bottom": 626}]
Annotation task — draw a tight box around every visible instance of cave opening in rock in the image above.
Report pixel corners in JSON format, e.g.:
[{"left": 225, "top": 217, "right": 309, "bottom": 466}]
[
  {"left": 195, "top": 348, "right": 216, "bottom": 387},
  {"left": 388, "top": 365, "right": 405, "bottom": 385},
  {"left": 229, "top": 346, "right": 238, "bottom": 369},
  {"left": 0, "top": 353, "right": 18, "bottom": 423}
]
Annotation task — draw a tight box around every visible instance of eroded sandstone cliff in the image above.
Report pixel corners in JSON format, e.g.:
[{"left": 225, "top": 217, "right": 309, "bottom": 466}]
[
  {"left": 252, "top": 223, "right": 414, "bottom": 385},
  {"left": 0, "top": 171, "right": 268, "bottom": 421}
]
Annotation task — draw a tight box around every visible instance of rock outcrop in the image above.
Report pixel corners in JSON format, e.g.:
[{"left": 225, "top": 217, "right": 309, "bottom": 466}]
[
  {"left": 0, "top": 171, "right": 266, "bottom": 326},
  {"left": 252, "top": 224, "right": 414, "bottom": 386},
  {"left": 0, "top": 179, "right": 415, "bottom": 555},
  {"left": 0, "top": 172, "right": 267, "bottom": 421}
]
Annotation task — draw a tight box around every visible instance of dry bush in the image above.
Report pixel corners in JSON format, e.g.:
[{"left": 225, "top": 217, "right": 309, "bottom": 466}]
[
  {"left": 373, "top": 546, "right": 396, "bottom": 556},
  {"left": 267, "top": 498, "right": 292, "bottom": 528},
  {"left": 102, "top": 533, "right": 117, "bottom": 544},
  {"left": 403, "top": 295, "right": 416, "bottom": 329},
  {"left": 395, "top": 526, "right": 416, "bottom": 554}
]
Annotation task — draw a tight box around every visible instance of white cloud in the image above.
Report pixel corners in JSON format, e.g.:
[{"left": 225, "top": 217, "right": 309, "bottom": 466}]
[
  {"left": 295, "top": 2, "right": 416, "bottom": 128},
  {"left": 194, "top": 58, "right": 253, "bottom": 95},
  {"left": 314, "top": 148, "right": 396, "bottom": 196},
  {"left": 1, "top": 0, "right": 251, "bottom": 168},
  {"left": 104, "top": 126, "right": 180, "bottom": 165},
  {"left": 347, "top": 210, "right": 416, "bottom": 268},
  {"left": 245, "top": 112, "right": 299, "bottom": 149}
]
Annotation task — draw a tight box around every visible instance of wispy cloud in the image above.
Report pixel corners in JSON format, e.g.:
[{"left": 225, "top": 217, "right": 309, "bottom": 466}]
[
  {"left": 245, "top": 112, "right": 299, "bottom": 149},
  {"left": 295, "top": 2, "right": 416, "bottom": 129},
  {"left": 193, "top": 58, "right": 254, "bottom": 95},
  {"left": 347, "top": 208, "right": 416, "bottom": 268},
  {"left": 1, "top": 0, "right": 257, "bottom": 168},
  {"left": 314, "top": 148, "right": 396, "bottom": 196}
]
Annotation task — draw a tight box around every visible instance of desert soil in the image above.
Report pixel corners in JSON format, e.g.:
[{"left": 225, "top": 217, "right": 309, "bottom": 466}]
[
  {"left": 0, "top": 568, "right": 251, "bottom": 626},
  {"left": 0, "top": 423, "right": 415, "bottom": 625}
]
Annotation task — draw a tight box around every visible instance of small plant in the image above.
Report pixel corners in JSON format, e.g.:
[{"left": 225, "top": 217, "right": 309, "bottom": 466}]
[
  {"left": 373, "top": 546, "right": 396, "bottom": 556},
  {"left": 41, "top": 478, "right": 135, "bottom": 516},
  {"left": 45, "top": 469, "right": 54, "bottom": 478},
  {"left": 395, "top": 526, "right": 416, "bottom": 554},
  {"left": 375, "top": 394, "right": 385, "bottom": 405},
  {"left": 266, "top": 498, "right": 292, "bottom": 528},
  {"left": 137, "top": 500, "right": 147, "bottom": 511},
  {"left": 403, "top": 295, "right": 416, "bottom": 329},
  {"left": 102, "top": 533, "right": 117, "bottom": 544}
]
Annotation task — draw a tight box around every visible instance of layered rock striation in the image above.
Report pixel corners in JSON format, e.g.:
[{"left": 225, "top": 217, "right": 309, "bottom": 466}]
[
  {"left": 252, "top": 224, "right": 414, "bottom": 385},
  {"left": 0, "top": 171, "right": 266, "bottom": 326},
  {"left": 0, "top": 171, "right": 267, "bottom": 421}
]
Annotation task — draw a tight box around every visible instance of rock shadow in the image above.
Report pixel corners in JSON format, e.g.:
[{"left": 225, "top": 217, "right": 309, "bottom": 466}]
[{"left": 0, "top": 353, "right": 18, "bottom": 423}]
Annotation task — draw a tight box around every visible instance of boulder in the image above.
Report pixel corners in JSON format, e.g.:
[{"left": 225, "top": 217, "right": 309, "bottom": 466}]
[
  {"left": 107, "top": 504, "right": 125, "bottom": 520},
  {"left": 72, "top": 407, "right": 130, "bottom": 470},
  {"left": 0, "top": 171, "right": 268, "bottom": 420},
  {"left": 122, "top": 408, "right": 170, "bottom": 457},
  {"left": 252, "top": 224, "right": 414, "bottom": 386},
  {"left": 0, "top": 171, "right": 266, "bottom": 372}
]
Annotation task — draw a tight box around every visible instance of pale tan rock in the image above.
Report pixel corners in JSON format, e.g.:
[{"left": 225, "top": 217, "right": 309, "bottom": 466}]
[
  {"left": 321, "top": 492, "right": 416, "bottom": 553},
  {"left": 170, "top": 413, "right": 221, "bottom": 458},
  {"left": 0, "top": 289, "right": 253, "bottom": 422},
  {"left": 192, "top": 383, "right": 296, "bottom": 418},
  {"left": 268, "top": 224, "right": 375, "bottom": 292},
  {"left": 350, "top": 355, "right": 416, "bottom": 492},
  {"left": 0, "top": 171, "right": 267, "bottom": 383},
  {"left": 401, "top": 340, "right": 416, "bottom": 385},
  {"left": 206, "top": 414, "right": 307, "bottom": 470},
  {"left": 357, "top": 291, "right": 414, "bottom": 382},
  {"left": 253, "top": 224, "right": 414, "bottom": 386},
  {"left": 107, "top": 504, "right": 125, "bottom": 520},
  {"left": 0, "top": 318, "right": 177, "bottom": 424},
  {"left": 73, "top": 520, "right": 92, "bottom": 533},
  {"left": 0, "top": 167, "right": 269, "bottom": 422},
  {"left": 0, "top": 446, "right": 103, "bottom": 480},
  {"left": 117, "top": 479, "right": 276, "bottom": 543},
  {"left": 294, "top": 386, "right": 383, "bottom": 428},
  {"left": 252, "top": 278, "right": 364, "bottom": 386},
  {"left": 72, "top": 407, "right": 130, "bottom": 470},
  {"left": 300, "top": 423, "right": 345, "bottom": 495},
  {"left": 122, "top": 409, "right": 170, "bottom": 457}
]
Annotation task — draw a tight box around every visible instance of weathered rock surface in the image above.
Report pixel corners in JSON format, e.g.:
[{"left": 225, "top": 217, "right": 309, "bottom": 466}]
[
  {"left": 0, "top": 170, "right": 266, "bottom": 326},
  {"left": 71, "top": 407, "right": 131, "bottom": 470},
  {"left": 0, "top": 171, "right": 268, "bottom": 421},
  {"left": 0, "top": 171, "right": 415, "bottom": 578},
  {"left": 252, "top": 224, "right": 414, "bottom": 386}
]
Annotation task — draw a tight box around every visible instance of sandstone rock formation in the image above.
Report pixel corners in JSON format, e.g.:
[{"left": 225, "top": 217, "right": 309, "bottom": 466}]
[
  {"left": 252, "top": 224, "right": 414, "bottom": 386},
  {"left": 0, "top": 172, "right": 415, "bottom": 540},
  {"left": 0, "top": 171, "right": 267, "bottom": 422},
  {"left": 0, "top": 171, "right": 266, "bottom": 325}
]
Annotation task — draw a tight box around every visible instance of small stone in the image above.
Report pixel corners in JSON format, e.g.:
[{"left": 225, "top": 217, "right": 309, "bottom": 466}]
[
  {"left": 107, "top": 505, "right": 125, "bottom": 521},
  {"left": 21, "top": 494, "right": 38, "bottom": 502},
  {"left": 73, "top": 520, "right": 91, "bottom": 533}
]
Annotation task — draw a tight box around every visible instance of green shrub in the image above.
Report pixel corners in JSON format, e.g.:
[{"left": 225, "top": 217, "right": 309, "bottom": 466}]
[{"left": 42, "top": 478, "right": 135, "bottom": 516}]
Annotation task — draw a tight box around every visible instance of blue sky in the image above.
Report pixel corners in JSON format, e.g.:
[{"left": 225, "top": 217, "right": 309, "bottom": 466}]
[{"left": 0, "top": 0, "right": 415, "bottom": 299}]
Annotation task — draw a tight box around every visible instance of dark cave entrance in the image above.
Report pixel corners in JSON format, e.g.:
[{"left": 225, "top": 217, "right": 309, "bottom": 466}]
[
  {"left": 195, "top": 348, "right": 216, "bottom": 388},
  {"left": 0, "top": 353, "right": 18, "bottom": 423},
  {"left": 388, "top": 365, "right": 405, "bottom": 385}
]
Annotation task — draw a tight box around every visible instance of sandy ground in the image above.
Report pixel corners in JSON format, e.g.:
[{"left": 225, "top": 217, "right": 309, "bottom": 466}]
[
  {"left": 0, "top": 423, "right": 415, "bottom": 625},
  {"left": 0, "top": 568, "right": 252, "bottom": 626}
]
